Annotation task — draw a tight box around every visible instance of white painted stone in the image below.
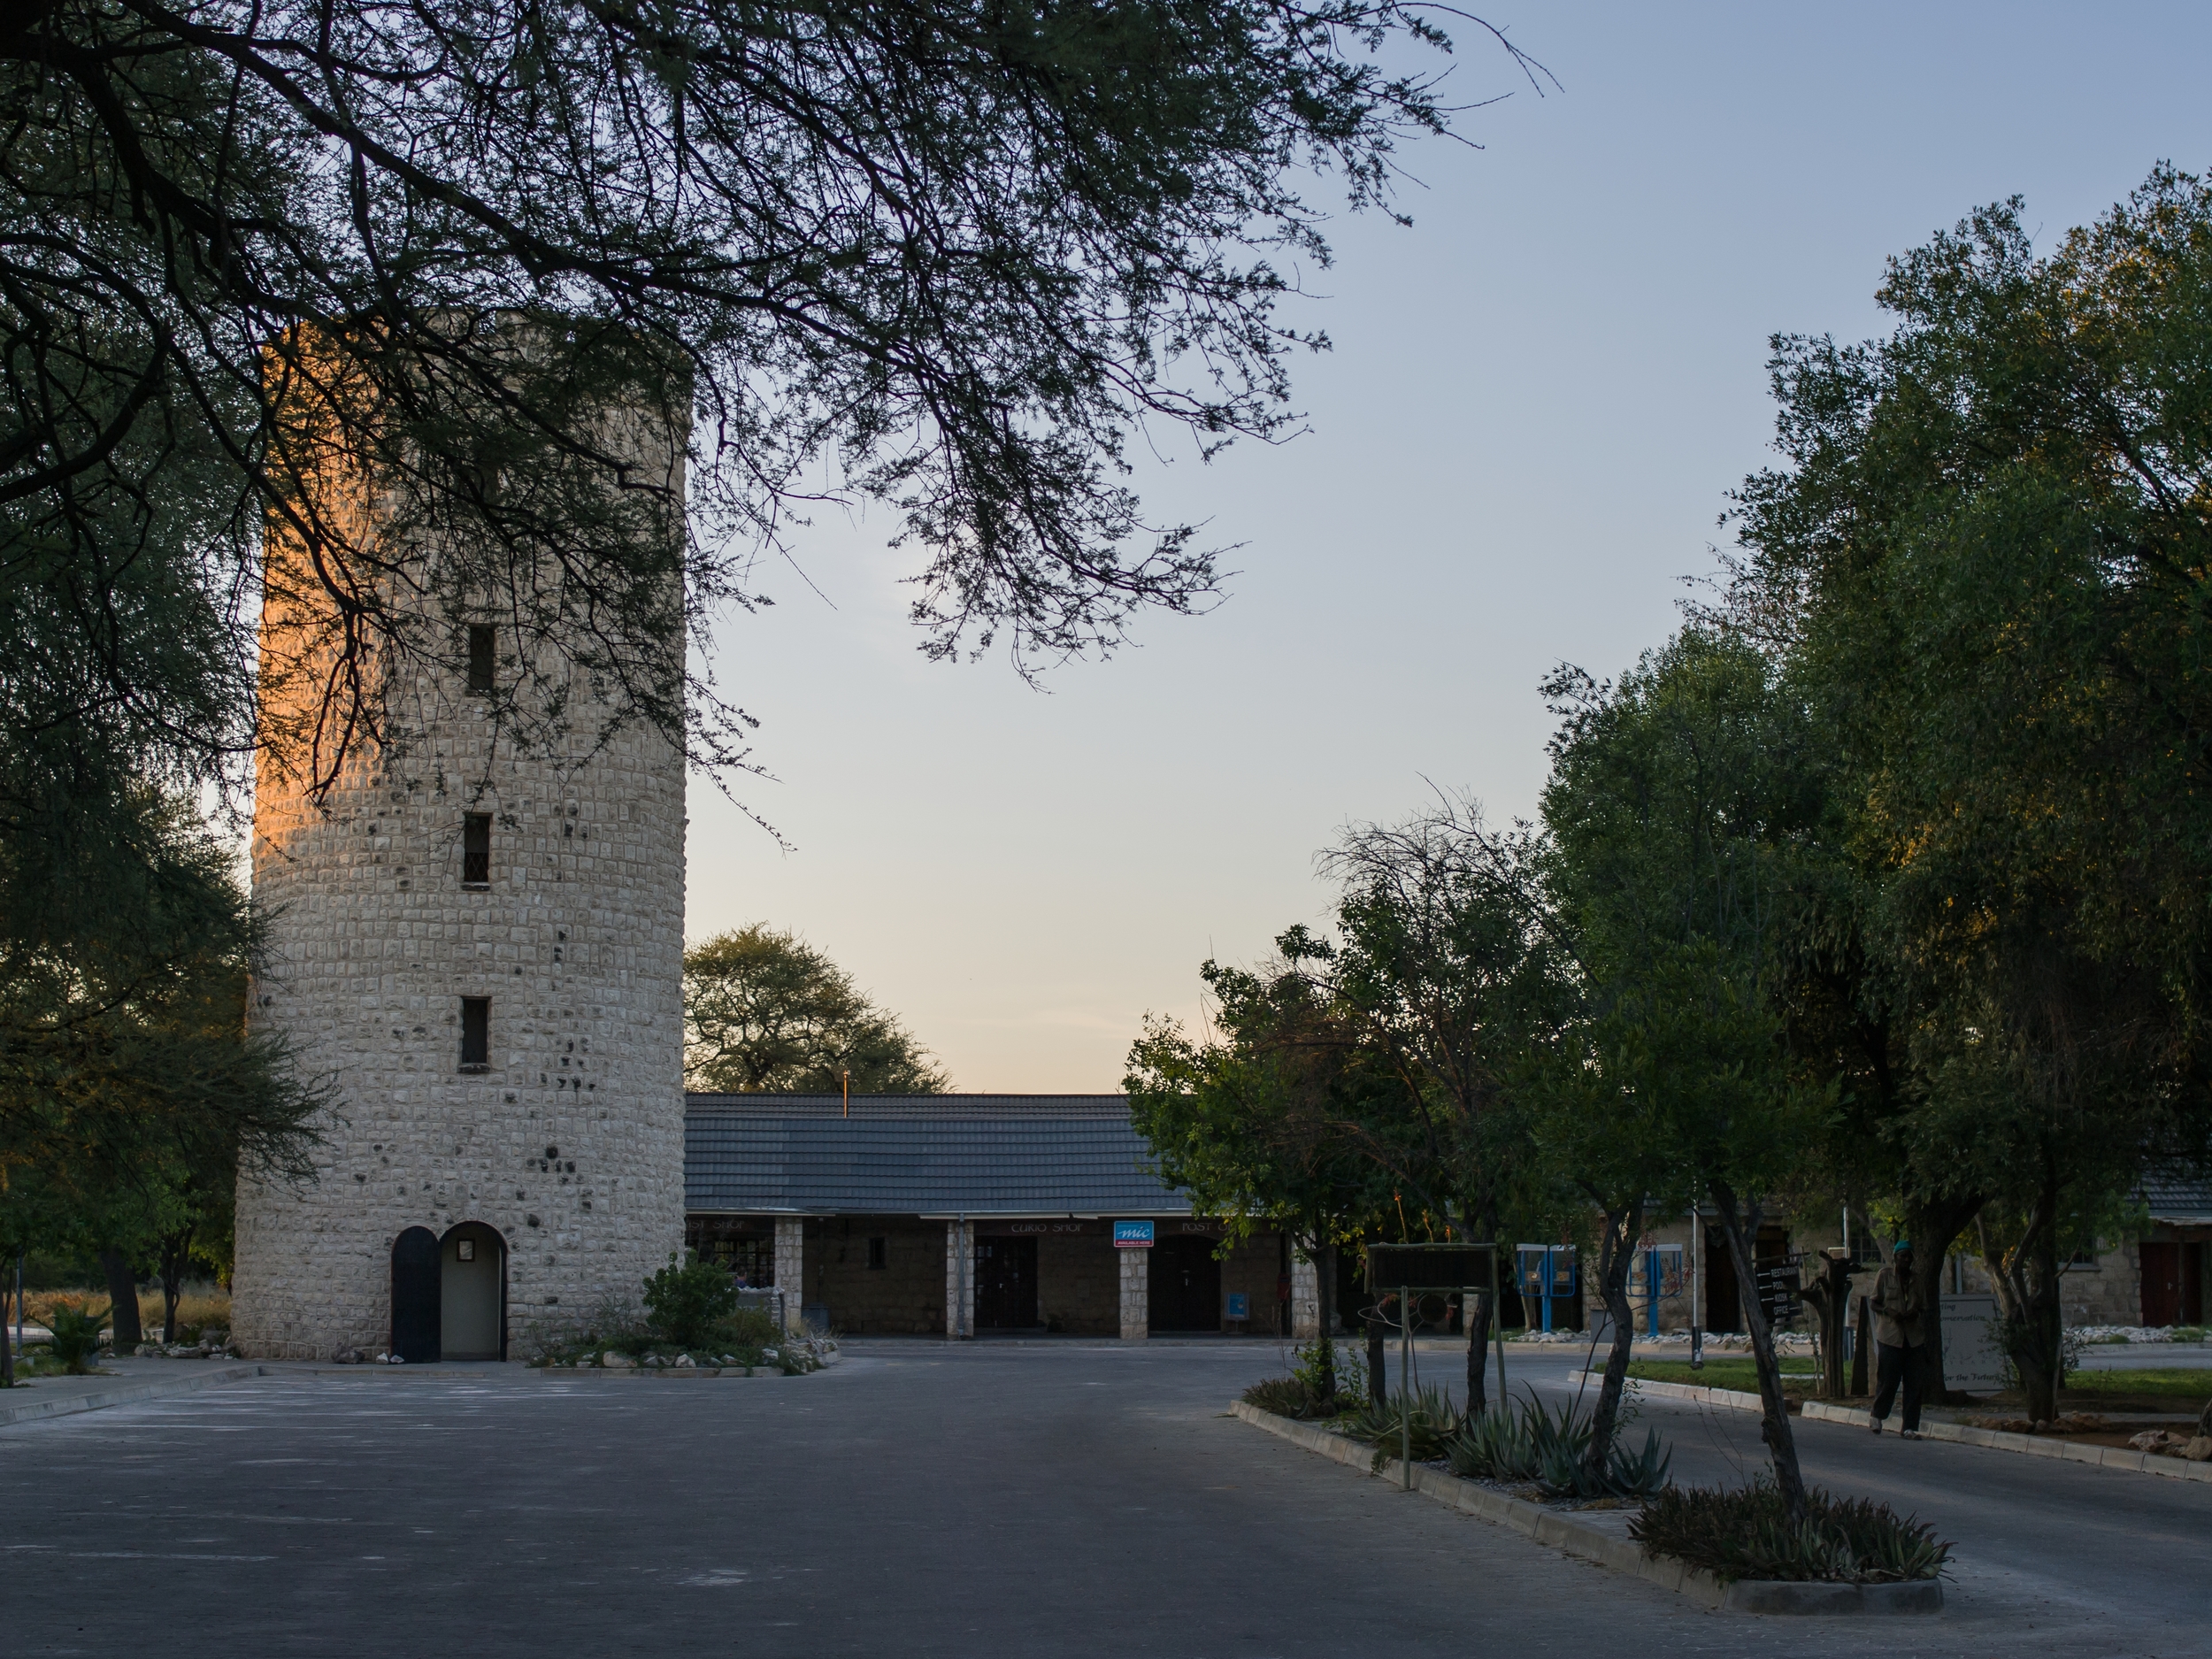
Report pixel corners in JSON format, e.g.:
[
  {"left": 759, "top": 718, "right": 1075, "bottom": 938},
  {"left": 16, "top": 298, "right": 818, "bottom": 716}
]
[
  {"left": 774, "top": 1219, "right": 806, "bottom": 1334},
  {"left": 1291, "top": 1250, "right": 1320, "bottom": 1340},
  {"left": 944, "top": 1221, "right": 975, "bottom": 1339},
  {"left": 1119, "top": 1249, "right": 1149, "bottom": 1340}
]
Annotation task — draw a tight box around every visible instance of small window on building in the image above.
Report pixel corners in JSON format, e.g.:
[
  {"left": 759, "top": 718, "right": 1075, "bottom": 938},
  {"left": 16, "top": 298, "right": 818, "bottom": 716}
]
[
  {"left": 2068, "top": 1243, "right": 2101, "bottom": 1269},
  {"left": 459, "top": 996, "right": 490, "bottom": 1071},
  {"left": 867, "top": 1236, "right": 887, "bottom": 1270},
  {"left": 463, "top": 813, "right": 491, "bottom": 886},
  {"left": 466, "top": 625, "right": 495, "bottom": 694}
]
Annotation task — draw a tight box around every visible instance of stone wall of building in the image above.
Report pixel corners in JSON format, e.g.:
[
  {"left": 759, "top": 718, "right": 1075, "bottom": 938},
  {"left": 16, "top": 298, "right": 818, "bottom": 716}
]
[
  {"left": 234, "top": 410, "right": 689, "bottom": 1362},
  {"left": 1036, "top": 1233, "right": 1121, "bottom": 1335},
  {"left": 799, "top": 1217, "right": 949, "bottom": 1334}
]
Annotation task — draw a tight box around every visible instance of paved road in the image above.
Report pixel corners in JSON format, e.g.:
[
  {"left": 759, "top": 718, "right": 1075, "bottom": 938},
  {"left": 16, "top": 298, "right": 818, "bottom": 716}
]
[{"left": 2, "top": 1340, "right": 2203, "bottom": 1657}]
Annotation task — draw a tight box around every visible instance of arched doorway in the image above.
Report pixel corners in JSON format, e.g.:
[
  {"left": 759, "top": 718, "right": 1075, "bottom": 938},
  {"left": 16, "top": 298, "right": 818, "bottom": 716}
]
[
  {"left": 391, "top": 1227, "right": 441, "bottom": 1363},
  {"left": 441, "top": 1222, "right": 507, "bottom": 1361}
]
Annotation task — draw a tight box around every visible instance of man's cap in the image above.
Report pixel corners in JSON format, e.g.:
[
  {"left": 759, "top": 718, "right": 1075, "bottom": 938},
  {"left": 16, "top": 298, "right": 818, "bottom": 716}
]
[{"left": 1893, "top": 1240, "right": 1913, "bottom": 1254}]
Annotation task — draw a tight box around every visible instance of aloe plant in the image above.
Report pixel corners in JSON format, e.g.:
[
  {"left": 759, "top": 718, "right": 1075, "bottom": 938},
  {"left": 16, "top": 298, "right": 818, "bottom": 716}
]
[{"left": 46, "top": 1303, "right": 110, "bottom": 1375}]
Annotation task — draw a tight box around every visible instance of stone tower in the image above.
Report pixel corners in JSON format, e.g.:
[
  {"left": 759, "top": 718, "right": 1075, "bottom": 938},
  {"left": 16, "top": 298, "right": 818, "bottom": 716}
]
[{"left": 233, "top": 371, "right": 688, "bottom": 1363}]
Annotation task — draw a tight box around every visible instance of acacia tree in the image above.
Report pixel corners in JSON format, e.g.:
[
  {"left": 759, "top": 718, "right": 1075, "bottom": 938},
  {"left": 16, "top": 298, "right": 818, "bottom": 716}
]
[
  {"left": 1539, "top": 630, "right": 1828, "bottom": 1517},
  {"left": 685, "top": 926, "right": 947, "bottom": 1094},
  {"left": 7, "top": 0, "right": 1545, "bottom": 802},
  {"left": 1125, "top": 961, "right": 1391, "bottom": 1402},
  {"left": 1300, "top": 804, "right": 1563, "bottom": 1413}
]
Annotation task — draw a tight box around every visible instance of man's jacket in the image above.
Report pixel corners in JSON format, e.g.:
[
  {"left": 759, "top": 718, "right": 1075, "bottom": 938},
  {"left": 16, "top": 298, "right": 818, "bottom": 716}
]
[{"left": 1870, "top": 1263, "right": 1924, "bottom": 1348}]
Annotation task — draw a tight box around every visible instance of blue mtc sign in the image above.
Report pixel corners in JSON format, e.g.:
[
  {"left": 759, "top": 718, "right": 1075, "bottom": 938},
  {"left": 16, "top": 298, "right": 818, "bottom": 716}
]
[{"left": 1113, "top": 1220, "right": 1156, "bottom": 1248}]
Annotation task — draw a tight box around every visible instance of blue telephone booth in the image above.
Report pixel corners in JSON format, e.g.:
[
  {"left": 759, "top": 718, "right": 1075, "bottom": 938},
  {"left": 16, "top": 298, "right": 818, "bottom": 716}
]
[{"left": 1516, "top": 1245, "right": 1578, "bottom": 1333}]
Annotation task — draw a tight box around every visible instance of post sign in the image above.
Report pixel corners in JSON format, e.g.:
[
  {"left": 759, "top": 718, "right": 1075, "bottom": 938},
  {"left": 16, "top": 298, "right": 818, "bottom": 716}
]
[
  {"left": 1226, "top": 1292, "right": 1249, "bottom": 1320},
  {"left": 1113, "top": 1220, "right": 1155, "bottom": 1248},
  {"left": 1939, "top": 1294, "right": 2005, "bottom": 1390},
  {"left": 1363, "top": 1241, "right": 1496, "bottom": 1291}
]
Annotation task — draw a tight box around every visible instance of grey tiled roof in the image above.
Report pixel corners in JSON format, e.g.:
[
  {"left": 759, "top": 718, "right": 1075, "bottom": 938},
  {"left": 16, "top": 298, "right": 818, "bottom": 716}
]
[
  {"left": 2141, "top": 1168, "right": 2212, "bottom": 1222},
  {"left": 683, "top": 1094, "right": 1193, "bottom": 1217}
]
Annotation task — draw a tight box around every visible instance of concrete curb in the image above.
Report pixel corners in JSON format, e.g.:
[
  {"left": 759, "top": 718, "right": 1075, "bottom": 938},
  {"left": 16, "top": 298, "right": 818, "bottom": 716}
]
[
  {"left": 1798, "top": 1399, "right": 2212, "bottom": 1483},
  {"left": 1573, "top": 1371, "right": 1770, "bottom": 1413},
  {"left": 0, "top": 1363, "right": 264, "bottom": 1427},
  {"left": 1229, "top": 1402, "right": 1944, "bottom": 1615}
]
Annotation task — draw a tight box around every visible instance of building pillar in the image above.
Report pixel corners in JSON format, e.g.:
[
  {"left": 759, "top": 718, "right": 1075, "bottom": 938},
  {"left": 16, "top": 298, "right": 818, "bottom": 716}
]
[
  {"left": 944, "top": 1220, "right": 973, "bottom": 1339},
  {"left": 1119, "top": 1248, "right": 1149, "bottom": 1340},
  {"left": 773, "top": 1217, "right": 805, "bottom": 1334},
  {"left": 1291, "top": 1249, "right": 1320, "bottom": 1340}
]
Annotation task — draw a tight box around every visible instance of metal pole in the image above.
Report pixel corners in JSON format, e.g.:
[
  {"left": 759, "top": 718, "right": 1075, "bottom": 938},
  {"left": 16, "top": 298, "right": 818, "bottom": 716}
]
[
  {"left": 1490, "top": 1248, "right": 1509, "bottom": 1413},
  {"left": 954, "top": 1213, "right": 967, "bottom": 1340},
  {"left": 1691, "top": 1215, "right": 1703, "bottom": 1370},
  {"left": 1400, "top": 1282, "right": 1411, "bottom": 1489}
]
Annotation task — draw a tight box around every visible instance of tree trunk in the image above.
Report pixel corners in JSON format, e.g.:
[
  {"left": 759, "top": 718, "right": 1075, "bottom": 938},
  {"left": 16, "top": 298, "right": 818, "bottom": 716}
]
[
  {"left": 100, "top": 1250, "right": 143, "bottom": 1349},
  {"left": 1579, "top": 1200, "right": 1642, "bottom": 1487},
  {"left": 1709, "top": 1178, "right": 1808, "bottom": 1522},
  {"left": 1980, "top": 1164, "right": 2065, "bottom": 1422},
  {"left": 1850, "top": 1294, "right": 1871, "bottom": 1396},
  {"left": 1798, "top": 1251, "right": 1854, "bottom": 1398},
  {"left": 1901, "top": 1192, "right": 1984, "bottom": 1402},
  {"left": 159, "top": 1230, "right": 194, "bottom": 1345},
  {"left": 1463, "top": 1286, "right": 1491, "bottom": 1417}
]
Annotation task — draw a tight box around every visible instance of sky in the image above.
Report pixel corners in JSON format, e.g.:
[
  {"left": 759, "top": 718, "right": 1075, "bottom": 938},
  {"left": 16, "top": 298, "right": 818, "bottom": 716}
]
[{"left": 681, "top": 2, "right": 2212, "bottom": 1093}]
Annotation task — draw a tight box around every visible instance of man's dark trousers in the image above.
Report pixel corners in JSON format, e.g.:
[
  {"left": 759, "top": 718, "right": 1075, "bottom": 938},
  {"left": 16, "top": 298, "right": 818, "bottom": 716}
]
[{"left": 1871, "top": 1341, "right": 1924, "bottom": 1431}]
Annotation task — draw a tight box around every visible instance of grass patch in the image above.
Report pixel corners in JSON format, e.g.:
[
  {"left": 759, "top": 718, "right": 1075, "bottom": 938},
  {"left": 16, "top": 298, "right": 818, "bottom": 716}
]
[
  {"left": 1632, "top": 1480, "right": 1950, "bottom": 1585},
  {"left": 1627, "top": 1359, "right": 1816, "bottom": 1392}
]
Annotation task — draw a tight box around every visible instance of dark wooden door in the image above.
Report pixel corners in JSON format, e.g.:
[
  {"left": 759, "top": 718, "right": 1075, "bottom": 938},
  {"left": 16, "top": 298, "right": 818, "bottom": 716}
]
[
  {"left": 1149, "top": 1236, "right": 1221, "bottom": 1331},
  {"left": 974, "top": 1237, "right": 1038, "bottom": 1330},
  {"left": 2141, "top": 1242, "right": 2185, "bottom": 1327},
  {"left": 391, "top": 1226, "right": 441, "bottom": 1363},
  {"left": 1703, "top": 1226, "right": 1740, "bottom": 1333}
]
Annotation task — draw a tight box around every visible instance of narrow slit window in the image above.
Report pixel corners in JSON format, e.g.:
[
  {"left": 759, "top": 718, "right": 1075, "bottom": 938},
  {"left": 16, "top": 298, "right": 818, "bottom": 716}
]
[
  {"left": 460, "top": 996, "right": 490, "bottom": 1070},
  {"left": 867, "top": 1236, "right": 888, "bottom": 1271},
  {"left": 463, "top": 813, "right": 491, "bottom": 886},
  {"left": 466, "top": 626, "right": 495, "bottom": 694}
]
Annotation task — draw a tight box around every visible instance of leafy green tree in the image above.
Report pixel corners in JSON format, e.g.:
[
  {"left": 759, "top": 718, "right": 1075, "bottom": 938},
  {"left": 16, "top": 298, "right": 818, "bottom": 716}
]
[
  {"left": 1125, "top": 961, "right": 1394, "bottom": 1402},
  {"left": 685, "top": 925, "right": 948, "bottom": 1094},
  {"left": 1301, "top": 804, "right": 1568, "bottom": 1410},
  {"left": 1537, "top": 631, "right": 1829, "bottom": 1516},
  {"left": 1717, "top": 167, "right": 2212, "bottom": 1417}
]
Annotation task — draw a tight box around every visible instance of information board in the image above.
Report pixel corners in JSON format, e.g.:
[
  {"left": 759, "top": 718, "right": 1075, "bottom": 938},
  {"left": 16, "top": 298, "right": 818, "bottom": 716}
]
[{"left": 1364, "top": 1242, "right": 1497, "bottom": 1291}]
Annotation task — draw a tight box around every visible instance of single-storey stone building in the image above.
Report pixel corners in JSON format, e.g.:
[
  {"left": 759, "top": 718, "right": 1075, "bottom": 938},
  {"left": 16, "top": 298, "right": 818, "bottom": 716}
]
[{"left": 683, "top": 1093, "right": 1298, "bottom": 1339}]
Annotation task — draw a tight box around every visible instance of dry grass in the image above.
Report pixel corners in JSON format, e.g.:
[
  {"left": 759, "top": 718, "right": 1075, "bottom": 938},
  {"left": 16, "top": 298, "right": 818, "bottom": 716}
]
[{"left": 16, "top": 1286, "right": 230, "bottom": 1338}]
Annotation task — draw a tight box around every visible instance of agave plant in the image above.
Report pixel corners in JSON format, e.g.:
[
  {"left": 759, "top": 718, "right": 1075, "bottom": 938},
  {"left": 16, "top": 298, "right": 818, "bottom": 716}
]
[
  {"left": 1630, "top": 1479, "right": 1951, "bottom": 1583},
  {"left": 1339, "top": 1383, "right": 1463, "bottom": 1467},
  {"left": 1446, "top": 1390, "right": 1671, "bottom": 1499}
]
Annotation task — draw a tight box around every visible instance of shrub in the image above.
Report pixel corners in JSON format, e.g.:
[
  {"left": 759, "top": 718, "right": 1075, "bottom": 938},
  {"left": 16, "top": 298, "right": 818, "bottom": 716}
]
[
  {"left": 1245, "top": 1339, "right": 1368, "bottom": 1420},
  {"left": 1242, "top": 1377, "right": 1321, "bottom": 1418},
  {"left": 47, "top": 1303, "right": 110, "bottom": 1374},
  {"left": 1447, "top": 1390, "right": 1671, "bottom": 1500},
  {"left": 641, "top": 1252, "right": 739, "bottom": 1348},
  {"left": 1630, "top": 1479, "right": 1951, "bottom": 1584}
]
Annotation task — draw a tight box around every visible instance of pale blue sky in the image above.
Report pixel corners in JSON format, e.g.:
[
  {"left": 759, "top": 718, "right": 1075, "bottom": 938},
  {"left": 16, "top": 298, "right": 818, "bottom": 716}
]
[{"left": 684, "top": 3, "right": 2212, "bottom": 1091}]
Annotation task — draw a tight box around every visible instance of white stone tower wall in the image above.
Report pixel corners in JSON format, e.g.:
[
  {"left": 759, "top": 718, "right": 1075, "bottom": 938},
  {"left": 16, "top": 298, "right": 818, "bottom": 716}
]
[{"left": 234, "top": 414, "right": 688, "bottom": 1362}]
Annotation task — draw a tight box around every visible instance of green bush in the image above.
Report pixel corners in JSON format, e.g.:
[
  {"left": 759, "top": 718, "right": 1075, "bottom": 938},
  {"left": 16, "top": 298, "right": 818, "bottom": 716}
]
[
  {"left": 1447, "top": 1390, "right": 1671, "bottom": 1500},
  {"left": 1630, "top": 1479, "right": 1951, "bottom": 1584},
  {"left": 47, "top": 1303, "right": 110, "bottom": 1375},
  {"left": 641, "top": 1252, "right": 739, "bottom": 1348}
]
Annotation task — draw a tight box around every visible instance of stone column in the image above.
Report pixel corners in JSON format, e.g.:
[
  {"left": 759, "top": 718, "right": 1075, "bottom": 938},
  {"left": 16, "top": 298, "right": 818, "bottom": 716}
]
[
  {"left": 944, "top": 1220, "right": 974, "bottom": 1339},
  {"left": 1291, "top": 1249, "right": 1320, "bottom": 1340},
  {"left": 774, "top": 1218, "right": 806, "bottom": 1334},
  {"left": 1119, "top": 1248, "right": 1149, "bottom": 1340}
]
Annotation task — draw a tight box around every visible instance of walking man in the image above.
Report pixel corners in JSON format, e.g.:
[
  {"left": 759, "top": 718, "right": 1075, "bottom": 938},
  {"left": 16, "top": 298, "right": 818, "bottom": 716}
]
[{"left": 1868, "top": 1240, "right": 1927, "bottom": 1439}]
